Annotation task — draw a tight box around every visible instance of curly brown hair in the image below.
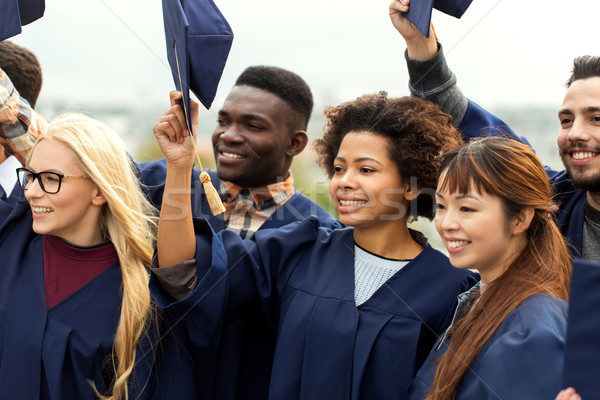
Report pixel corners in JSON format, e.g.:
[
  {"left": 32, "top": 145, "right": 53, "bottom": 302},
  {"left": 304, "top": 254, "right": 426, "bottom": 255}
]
[{"left": 314, "top": 92, "right": 463, "bottom": 220}]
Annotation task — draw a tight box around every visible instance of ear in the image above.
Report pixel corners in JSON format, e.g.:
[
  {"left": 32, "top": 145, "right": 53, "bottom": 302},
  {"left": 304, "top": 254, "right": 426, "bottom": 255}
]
[
  {"left": 511, "top": 207, "right": 534, "bottom": 235},
  {"left": 404, "top": 183, "right": 422, "bottom": 201},
  {"left": 91, "top": 186, "right": 108, "bottom": 207},
  {"left": 285, "top": 130, "right": 308, "bottom": 157}
]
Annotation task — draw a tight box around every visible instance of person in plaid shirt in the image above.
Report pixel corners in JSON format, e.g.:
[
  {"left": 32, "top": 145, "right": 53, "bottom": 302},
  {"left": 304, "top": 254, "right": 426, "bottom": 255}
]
[
  {"left": 0, "top": 41, "right": 44, "bottom": 205},
  {"left": 1, "top": 64, "right": 340, "bottom": 400}
]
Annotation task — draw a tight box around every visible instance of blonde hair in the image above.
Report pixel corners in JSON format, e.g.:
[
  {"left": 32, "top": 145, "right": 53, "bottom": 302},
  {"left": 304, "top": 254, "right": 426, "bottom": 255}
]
[{"left": 29, "top": 113, "right": 158, "bottom": 400}]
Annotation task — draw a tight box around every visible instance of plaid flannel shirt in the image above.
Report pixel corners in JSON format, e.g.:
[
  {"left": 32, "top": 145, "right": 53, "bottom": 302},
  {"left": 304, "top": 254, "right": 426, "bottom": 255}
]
[
  {"left": 0, "top": 68, "right": 47, "bottom": 164},
  {"left": 221, "top": 173, "right": 295, "bottom": 239}
]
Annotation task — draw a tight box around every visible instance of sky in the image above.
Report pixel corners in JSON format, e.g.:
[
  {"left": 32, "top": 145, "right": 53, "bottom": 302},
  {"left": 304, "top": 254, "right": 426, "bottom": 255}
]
[{"left": 10, "top": 0, "right": 600, "bottom": 119}]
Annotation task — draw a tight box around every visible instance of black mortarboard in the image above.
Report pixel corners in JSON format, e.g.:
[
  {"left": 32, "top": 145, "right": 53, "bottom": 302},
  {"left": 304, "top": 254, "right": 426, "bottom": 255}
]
[
  {"left": 18, "top": 0, "right": 45, "bottom": 26},
  {"left": 404, "top": 0, "right": 474, "bottom": 38},
  {"left": 0, "top": 0, "right": 45, "bottom": 41},
  {"left": 562, "top": 257, "right": 600, "bottom": 397},
  {"left": 162, "top": 0, "right": 233, "bottom": 131},
  {"left": 1, "top": 0, "right": 23, "bottom": 41}
]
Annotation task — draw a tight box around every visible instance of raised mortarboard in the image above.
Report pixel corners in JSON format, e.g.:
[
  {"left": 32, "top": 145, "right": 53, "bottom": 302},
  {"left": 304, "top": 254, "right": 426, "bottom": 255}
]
[
  {"left": 404, "top": 0, "right": 474, "bottom": 38},
  {"left": 162, "top": 0, "right": 233, "bottom": 128},
  {"left": 162, "top": 0, "right": 233, "bottom": 215},
  {"left": 18, "top": 0, "right": 45, "bottom": 26},
  {"left": 0, "top": 0, "right": 45, "bottom": 41},
  {"left": 562, "top": 258, "right": 600, "bottom": 397}
]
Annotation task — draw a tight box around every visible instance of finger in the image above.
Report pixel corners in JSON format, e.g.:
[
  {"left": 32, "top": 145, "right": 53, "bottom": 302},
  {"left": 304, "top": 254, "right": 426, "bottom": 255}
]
[
  {"left": 153, "top": 118, "right": 178, "bottom": 143},
  {"left": 155, "top": 112, "right": 184, "bottom": 142},
  {"left": 189, "top": 96, "right": 200, "bottom": 136},
  {"left": 389, "top": 0, "right": 409, "bottom": 14},
  {"left": 169, "top": 90, "right": 182, "bottom": 107}
]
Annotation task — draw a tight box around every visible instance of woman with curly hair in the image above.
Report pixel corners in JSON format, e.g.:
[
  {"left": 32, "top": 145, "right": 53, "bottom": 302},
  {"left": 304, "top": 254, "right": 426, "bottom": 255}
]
[
  {"left": 408, "top": 137, "right": 571, "bottom": 400},
  {"left": 151, "top": 92, "right": 477, "bottom": 399}
]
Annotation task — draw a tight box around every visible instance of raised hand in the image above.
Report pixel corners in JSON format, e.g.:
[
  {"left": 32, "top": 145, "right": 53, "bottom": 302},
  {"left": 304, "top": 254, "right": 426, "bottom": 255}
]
[
  {"left": 153, "top": 91, "right": 198, "bottom": 169},
  {"left": 389, "top": 0, "right": 438, "bottom": 61}
]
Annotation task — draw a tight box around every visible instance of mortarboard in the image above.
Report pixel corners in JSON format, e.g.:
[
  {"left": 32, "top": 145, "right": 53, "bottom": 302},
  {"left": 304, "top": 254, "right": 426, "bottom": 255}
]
[
  {"left": 0, "top": 0, "right": 45, "bottom": 41},
  {"left": 1, "top": 0, "right": 23, "bottom": 41},
  {"left": 404, "top": 0, "right": 474, "bottom": 38},
  {"left": 162, "top": 0, "right": 233, "bottom": 215},
  {"left": 162, "top": 0, "right": 233, "bottom": 130},
  {"left": 18, "top": 0, "right": 45, "bottom": 26},
  {"left": 562, "top": 257, "right": 600, "bottom": 397}
]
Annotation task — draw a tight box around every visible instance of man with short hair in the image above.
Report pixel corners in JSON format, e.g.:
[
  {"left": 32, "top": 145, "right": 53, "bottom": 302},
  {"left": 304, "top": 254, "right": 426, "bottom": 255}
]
[
  {"left": 142, "top": 65, "right": 340, "bottom": 400},
  {"left": 389, "top": 0, "right": 600, "bottom": 263}
]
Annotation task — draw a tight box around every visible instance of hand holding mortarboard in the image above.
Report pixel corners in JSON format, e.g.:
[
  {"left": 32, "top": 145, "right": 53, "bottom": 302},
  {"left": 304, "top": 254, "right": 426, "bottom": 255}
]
[
  {"left": 389, "top": 0, "right": 439, "bottom": 61},
  {"left": 162, "top": 0, "right": 234, "bottom": 215},
  {"left": 393, "top": 0, "right": 473, "bottom": 38},
  {"left": 153, "top": 91, "right": 198, "bottom": 170}
]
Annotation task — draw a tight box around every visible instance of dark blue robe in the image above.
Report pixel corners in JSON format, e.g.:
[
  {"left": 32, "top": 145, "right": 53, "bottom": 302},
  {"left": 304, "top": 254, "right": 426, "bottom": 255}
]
[
  {"left": 138, "top": 159, "right": 342, "bottom": 399},
  {"left": 562, "top": 258, "right": 600, "bottom": 398},
  {"left": 408, "top": 294, "right": 567, "bottom": 400},
  {"left": 0, "top": 200, "right": 200, "bottom": 399},
  {"left": 459, "top": 101, "right": 587, "bottom": 258},
  {"left": 150, "top": 217, "right": 478, "bottom": 400}
]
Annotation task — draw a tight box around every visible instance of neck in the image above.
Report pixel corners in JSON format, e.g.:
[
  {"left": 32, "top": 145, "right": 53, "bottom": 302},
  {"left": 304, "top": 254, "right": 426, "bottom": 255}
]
[
  {"left": 588, "top": 191, "right": 600, "bottom": 211},
  {"left": 353, "top": 221, "right": 422, "bottom": 260}
]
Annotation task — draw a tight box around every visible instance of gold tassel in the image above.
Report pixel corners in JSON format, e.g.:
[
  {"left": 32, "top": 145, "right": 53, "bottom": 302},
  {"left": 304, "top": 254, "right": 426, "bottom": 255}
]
[{"left": 174, "top": 41, "right": 225, "bottom": 216}]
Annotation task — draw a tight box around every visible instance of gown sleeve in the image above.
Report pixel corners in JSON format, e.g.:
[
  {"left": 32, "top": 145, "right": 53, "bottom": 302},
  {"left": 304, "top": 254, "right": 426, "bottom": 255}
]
[{"left": 149, "top": 216, "right": 320, "bottom": 348}]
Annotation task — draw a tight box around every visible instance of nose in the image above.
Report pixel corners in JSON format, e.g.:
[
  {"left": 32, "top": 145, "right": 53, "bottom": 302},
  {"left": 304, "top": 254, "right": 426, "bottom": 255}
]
[
  {"left": 337, "top": 169, "right": 358, "bottom": 189},
  {"left": 436, "top": 208, "right": 459, "bottom": 233},
  {"left": 217, "top": 124, "right": 244, "bottom": 144},
  {"left": 566, "top": 118, "right": 591, "bottom": 143},
  {"left": 24, "top": 176, "right": 44, "bottom": 200}
]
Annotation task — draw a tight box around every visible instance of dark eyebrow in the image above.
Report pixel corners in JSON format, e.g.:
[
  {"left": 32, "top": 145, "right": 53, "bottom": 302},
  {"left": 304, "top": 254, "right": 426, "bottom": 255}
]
[
  {"left": 354, "top": 157, "right": 382, "bottom": 166},
  {"left": 558, "top": 106, "right": 600, "bottom": 117},
  {"left": 218, "top": 109, "right": 268, "bottom": 123},
  {"left": 435, "top": 192, "right": 481, "bottom": 201}
]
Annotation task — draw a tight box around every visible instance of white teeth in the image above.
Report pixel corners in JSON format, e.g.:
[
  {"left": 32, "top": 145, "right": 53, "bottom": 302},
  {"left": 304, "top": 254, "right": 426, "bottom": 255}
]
[
  {"left": 32, "top": 206, "right": 53, "bottom": 214},
  {"left": 447, "top": 240, "right": 469, "bottom": 248},
  {"left": 222, "top": 152, "right": 243, "bottom": 159},
  {"left": 339, "top": 200, "right": 367, "bottom": 206},
  {"left": 571, "top": 151, "right": 597, "bottom": 160}
]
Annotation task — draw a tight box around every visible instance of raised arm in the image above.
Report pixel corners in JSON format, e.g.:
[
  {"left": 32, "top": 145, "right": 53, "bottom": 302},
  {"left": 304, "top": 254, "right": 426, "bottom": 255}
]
[
  {"left": 154, "top": 91, "right": 198, "bottom": 267},
  {"left": 0, "top": 68, "right": 47, "bottom": 164},
  {"left": 389, "top": 0, "right": 468, "bottom": 127}
]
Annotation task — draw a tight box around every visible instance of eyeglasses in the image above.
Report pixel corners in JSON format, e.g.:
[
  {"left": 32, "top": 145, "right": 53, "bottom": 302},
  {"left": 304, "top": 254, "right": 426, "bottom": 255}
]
[{"left": 16, "top": 167, "right": 90, "bottom": 194}]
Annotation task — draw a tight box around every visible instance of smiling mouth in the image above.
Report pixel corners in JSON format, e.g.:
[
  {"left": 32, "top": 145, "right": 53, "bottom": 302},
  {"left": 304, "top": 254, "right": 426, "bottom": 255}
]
[
  {"left": 32, "top": 206, "right": 54, "bottom": 214},
  {"left": 339, "top": 199, "right": 368, "bottom": 207},
  {"left": 570, "top": 151, "right": 598, "bottom": 160},
  {"left": 447, "top": 240, "right": 469, "bottom": 248},
  {"left": 220, "top": 151, "right": 245, "bottom": 159}
]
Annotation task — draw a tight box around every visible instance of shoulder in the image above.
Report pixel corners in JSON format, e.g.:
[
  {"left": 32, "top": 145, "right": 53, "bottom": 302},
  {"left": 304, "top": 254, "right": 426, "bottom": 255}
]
[
  {"left": 285, "top": 192, "right": 341, "bottom": 228},
  {"left": 485, "top": 294, "right": 567, "bottom": 355},
  {"left": 508, "top": 294, "right": 568, "bottom": 331}
]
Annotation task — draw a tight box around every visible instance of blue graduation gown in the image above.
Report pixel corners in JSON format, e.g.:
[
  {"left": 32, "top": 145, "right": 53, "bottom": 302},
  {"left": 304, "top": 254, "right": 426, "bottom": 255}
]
[
  {"left": 0, "top": 200, "right": 200, "bottom": 399},
  {"left": 139, "top": 159, "right": 342, "bottom": 399},
  {"left": 407, "top": 294, "right": 568, "bottom": 400},
  {"left": 459, "top": 101, "right": 587, "bottom": 258},
  {"left": 151, "top": 217, "right": 478, "bottom": 400},
  {"left": 562, "top": 258, "right": 600, "bottom": 398}
]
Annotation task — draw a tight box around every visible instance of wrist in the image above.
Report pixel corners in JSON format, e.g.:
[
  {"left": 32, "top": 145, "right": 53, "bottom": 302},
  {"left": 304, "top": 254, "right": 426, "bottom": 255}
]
[{"left": 406, "top": 37, "right": 438, "bottom": 61}]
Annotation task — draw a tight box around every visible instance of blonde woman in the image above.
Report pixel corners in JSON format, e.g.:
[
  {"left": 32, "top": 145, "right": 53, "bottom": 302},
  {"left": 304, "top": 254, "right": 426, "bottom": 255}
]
[{"left": 0, "top": 113, "right": 196, "bottom": 399}]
